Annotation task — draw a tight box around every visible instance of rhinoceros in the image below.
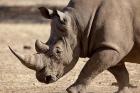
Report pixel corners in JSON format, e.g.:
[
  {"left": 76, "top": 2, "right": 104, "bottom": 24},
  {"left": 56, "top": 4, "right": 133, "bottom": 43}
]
[{"left": 9, "top": 0, "right": 140, "bottom": 93}]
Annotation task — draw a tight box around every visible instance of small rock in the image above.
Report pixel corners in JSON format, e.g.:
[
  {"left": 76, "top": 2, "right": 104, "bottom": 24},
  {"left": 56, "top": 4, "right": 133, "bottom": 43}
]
[{"left": 23, "top": 45, "right": 31, "bottom": 50}]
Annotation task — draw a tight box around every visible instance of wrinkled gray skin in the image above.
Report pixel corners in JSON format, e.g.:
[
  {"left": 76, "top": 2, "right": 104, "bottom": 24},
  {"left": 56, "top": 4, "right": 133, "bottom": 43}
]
[{"left": 9, "top": 0, "right": 140, "bottom": 93}]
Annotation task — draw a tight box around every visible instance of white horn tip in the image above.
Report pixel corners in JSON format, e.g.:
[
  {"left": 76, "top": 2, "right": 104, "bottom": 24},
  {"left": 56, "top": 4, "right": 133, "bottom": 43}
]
[{"left": 8, "top": 46, "right": 25, "bottom": 62}]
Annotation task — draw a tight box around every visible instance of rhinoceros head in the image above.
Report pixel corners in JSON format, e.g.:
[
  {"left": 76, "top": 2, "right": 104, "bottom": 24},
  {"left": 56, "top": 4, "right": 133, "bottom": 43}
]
[{"left": 9, "top": 7, "right": 80, "bottom": 84}]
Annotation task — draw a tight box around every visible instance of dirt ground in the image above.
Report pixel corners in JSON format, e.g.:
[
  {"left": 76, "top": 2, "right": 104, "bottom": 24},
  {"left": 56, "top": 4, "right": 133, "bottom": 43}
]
[{"left": 0, "top": 0, "right": 140, "bottom": 93}]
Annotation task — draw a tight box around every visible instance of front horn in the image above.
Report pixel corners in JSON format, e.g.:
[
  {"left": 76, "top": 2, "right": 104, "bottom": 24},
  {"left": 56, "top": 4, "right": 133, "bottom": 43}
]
[
  {"left": 35, "top": 39, "right": 49, "bottom": 53},
  {"left": 9, "top": 46, "right": 44, "bottom": 71}
]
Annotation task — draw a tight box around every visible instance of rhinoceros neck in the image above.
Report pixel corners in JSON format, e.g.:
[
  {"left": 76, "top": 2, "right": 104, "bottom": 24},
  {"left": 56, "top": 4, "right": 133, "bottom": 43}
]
[{"left": 63, "top": 0, "right": 103, "bottom": 57}]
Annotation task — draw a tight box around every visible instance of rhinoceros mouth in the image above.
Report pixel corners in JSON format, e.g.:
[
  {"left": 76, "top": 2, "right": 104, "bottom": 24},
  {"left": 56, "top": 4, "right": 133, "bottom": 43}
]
[{"left": 44, "top": 75, "right": 59, "bottom": 84}]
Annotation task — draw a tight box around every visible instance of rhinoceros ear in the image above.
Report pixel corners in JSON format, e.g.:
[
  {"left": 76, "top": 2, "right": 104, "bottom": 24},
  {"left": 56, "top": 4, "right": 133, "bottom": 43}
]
[
  {"left": 38, "top": 7, "right": 67, "bottom": 24},
  {"left": 54, "top": 10, "right": 67, "bottom": 25},
  {"left": 38, "top": 7, "right": 53, "bottom": 19}
]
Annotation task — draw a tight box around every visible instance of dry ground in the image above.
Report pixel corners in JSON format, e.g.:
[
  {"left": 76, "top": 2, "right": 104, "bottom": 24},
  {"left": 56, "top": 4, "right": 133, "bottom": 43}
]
[{"left": 0, "top": 0, "right": 140, "bottom": 93}]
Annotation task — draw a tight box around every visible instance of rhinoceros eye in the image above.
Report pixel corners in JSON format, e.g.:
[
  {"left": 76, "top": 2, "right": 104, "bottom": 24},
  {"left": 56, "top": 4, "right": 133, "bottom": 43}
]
[{"left": 55, "top": 47, "right": 63, "bottom": 55}]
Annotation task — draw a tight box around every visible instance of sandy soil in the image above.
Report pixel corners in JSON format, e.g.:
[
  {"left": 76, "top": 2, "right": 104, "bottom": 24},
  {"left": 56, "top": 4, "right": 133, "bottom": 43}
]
[{"left": 0, "top": 0, "right": 140, "bottom": 93}]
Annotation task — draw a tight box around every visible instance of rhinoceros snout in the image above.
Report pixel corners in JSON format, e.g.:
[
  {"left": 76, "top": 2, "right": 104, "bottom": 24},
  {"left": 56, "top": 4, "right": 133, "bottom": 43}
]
[{"left": 45, "top": 75, "right": 52, "bottom": 84}]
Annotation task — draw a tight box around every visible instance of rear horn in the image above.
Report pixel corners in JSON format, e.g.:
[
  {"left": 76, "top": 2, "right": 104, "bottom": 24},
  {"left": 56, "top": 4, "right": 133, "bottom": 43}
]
[{"left": 35, "top": 40, "right": 49, "bottom": 53}]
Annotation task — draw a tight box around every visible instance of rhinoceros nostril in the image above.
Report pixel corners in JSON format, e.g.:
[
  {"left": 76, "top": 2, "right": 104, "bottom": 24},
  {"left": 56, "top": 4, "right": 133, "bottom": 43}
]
[{"left": 45, "top": 75, "right": 52, "bottom": 82}]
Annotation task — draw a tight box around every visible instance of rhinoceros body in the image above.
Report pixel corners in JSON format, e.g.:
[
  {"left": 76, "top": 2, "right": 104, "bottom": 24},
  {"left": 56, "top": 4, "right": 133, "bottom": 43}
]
[{"left": 10, "top": 0, "right": 140, "bottom": 93}]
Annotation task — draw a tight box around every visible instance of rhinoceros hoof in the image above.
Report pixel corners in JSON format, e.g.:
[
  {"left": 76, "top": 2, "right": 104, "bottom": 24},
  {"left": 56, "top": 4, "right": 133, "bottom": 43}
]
[
  {"left": 66, "top": 84, "right": 86, "bottom": 93},
  {"left": 116, "top": 87, "right": 132, "bottom": 93}
]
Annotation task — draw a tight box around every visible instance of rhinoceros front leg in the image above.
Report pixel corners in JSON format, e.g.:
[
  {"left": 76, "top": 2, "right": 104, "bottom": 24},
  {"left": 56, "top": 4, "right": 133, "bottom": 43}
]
[{"left": 67, "top": 49, "right": 126, "bottom": 93}]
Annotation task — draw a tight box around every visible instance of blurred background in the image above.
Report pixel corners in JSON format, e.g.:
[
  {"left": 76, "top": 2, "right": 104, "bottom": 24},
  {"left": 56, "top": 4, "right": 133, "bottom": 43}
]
[
  {"left": 0, "top": 0, "right": 68, "bottom": 23},
  {"left": 0, "top": 0, "right": 140, "bottom": 93}
]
